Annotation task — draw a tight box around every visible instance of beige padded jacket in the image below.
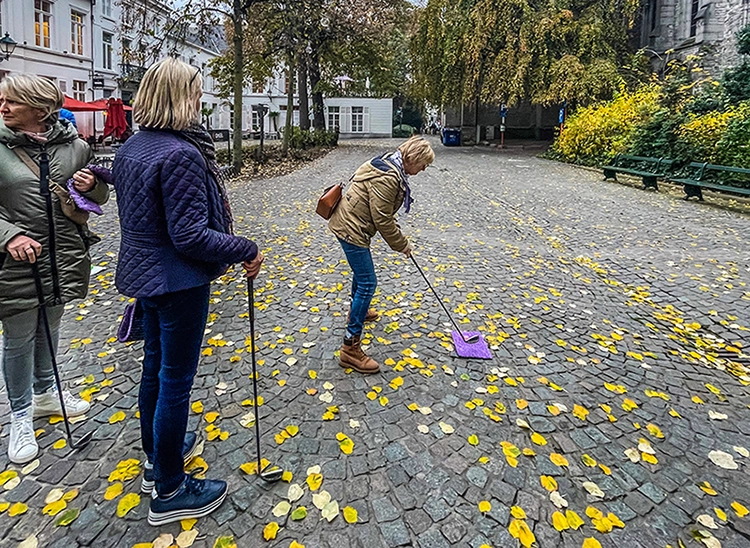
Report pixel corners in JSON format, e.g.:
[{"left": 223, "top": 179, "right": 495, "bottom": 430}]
[{"left": 328, "top": 156, "right": 408, "bottom": 252}]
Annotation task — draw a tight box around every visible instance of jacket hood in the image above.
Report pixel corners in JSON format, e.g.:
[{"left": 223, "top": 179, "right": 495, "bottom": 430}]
[{"left": 0, "top": 118, "right": 80, "bottom": 148}]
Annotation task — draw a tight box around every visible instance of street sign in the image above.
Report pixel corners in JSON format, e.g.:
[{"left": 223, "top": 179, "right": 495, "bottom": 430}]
[
  {"left": 500, "top": 103, "right": 507, "bottom": 118},
  {"left": 93, "top": 77, "right": 104, "bottom": 89},
  {"left": 210, "top": 129, "right": 230, "bottom": 143},
  {"left": 559, "top": 108, "right": 565, "bottom": 124}
]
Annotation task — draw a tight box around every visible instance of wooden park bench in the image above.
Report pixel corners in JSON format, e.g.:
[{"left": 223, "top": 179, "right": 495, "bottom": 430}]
[
  {"left": 668, "top": 162, "right": 750, "bottom": 201},
  {"left": 602, "top": 154, "right": 675, "bottom": 190}
]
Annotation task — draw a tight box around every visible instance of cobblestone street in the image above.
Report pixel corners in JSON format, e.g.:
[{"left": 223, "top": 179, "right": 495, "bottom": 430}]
[{"left": 2, "top": 138, "right": 750, "bottom": 548}]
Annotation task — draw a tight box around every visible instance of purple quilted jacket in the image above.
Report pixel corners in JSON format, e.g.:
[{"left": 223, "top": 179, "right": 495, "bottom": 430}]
[{"left": 112, "top": 129, "right": 257, "bottom": 298}]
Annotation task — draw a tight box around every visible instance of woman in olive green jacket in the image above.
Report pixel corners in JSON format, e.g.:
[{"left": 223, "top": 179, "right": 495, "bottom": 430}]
[
  {"left": 329, "top": 136, "right": 434, "bottom": 374},
  {"left": 0, "top": 75, "right": 109, "bottom": 464}
]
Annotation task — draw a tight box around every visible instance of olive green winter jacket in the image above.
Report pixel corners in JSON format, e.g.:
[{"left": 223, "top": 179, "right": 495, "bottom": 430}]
[
  {"left": 0, "top": 120, "right": 109, "bottom": 320},
  {"left": 328, "top": 156, "right": 409, "bottom": 252}
]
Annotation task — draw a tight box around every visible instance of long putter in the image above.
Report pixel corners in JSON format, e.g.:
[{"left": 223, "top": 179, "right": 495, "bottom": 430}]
[
  {"left": 410, "top": 254, "right": 480, "bottom": 344},
  {"left": 31, "top": 263, "right": 93, "bottom": 450},
  {"left": 247, "top": 277, "right": 283, "bottom": 483}
]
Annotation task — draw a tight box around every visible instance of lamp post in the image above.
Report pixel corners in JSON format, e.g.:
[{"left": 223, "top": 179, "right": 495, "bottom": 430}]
[{"left": 0, "top": 33, "right": 18, "bottom": 62}]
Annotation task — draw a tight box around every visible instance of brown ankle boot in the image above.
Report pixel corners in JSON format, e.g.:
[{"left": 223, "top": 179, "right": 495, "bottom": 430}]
[
  {"left": 346, "top": 309, "right": 380, "bottom": 322},
  {"left": 340, "top": 336, "right": 379, "bottom": 374}
]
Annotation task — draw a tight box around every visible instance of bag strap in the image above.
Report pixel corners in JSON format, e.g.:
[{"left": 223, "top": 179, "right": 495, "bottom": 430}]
[{"left": 12, "top": 146, "right": 41, "bottom": 179}]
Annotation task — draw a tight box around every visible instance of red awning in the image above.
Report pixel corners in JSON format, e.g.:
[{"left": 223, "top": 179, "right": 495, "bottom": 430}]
[
  {"left": 63, "top": 95, "right": 108, "bottom": 112},
  {"left": 90, "top": 98, "right": 133, "bottom": 111}
]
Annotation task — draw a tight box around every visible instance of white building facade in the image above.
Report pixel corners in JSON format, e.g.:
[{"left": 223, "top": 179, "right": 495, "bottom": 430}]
[{"left": 0, "top": 0, "right": 392, "bottom": 139}]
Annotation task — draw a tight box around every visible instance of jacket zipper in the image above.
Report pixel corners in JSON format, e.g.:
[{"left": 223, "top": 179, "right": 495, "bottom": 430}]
[{"left": 39, "top": 146, "right": 62, "bottom": 305}]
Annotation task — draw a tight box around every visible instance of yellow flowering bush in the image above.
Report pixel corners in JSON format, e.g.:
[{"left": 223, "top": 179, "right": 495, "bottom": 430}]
[
  {"left": 678, "top": 109, "right": 738, "bottom": 163},
  {"left": 549, "top": 85, "right": 661, "bottom": 166}
]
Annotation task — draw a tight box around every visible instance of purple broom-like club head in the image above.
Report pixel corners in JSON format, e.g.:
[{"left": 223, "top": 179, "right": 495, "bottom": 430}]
[{"left": 452, "top": 331, "right": 492, "bottom": 359}]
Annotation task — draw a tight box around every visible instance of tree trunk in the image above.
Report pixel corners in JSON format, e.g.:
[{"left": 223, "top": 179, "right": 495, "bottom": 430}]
[
  {"left": 232, "top": 0, "right": 243, "bottom": 173},
  {"left": 298, "top": 53, "right": 310, "bottom": 131},
  {"left": 282, "top": 54, "right": 295, "bottom": 156},
  {"left": 308, "top": 53, "right": 326, "bottom": 131}
]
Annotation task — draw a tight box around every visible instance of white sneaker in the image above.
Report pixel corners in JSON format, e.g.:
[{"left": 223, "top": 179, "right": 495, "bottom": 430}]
[
  {"left": 33, "top": 387, "right": 90, "bottom": 418},
  {"left": 9, "top": 407, "right": 39, "bottom": 464}
]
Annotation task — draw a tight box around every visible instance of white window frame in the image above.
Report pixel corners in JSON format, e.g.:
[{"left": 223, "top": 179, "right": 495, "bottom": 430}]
[
  {"left": 34, "top": 0, "right": 52, "bottom": 49},
  {"left": 102, "top": 0, "right": 111, "bottom": 17},
  {"left": 72, "top": 80, "right": 86, "bottom": 101},
  {"left": 71, "top": 10, "right": 85, "bottom": 56},
  {"left": 351, "top": 106, "right": 364, "bottom": 133},
  {"left": 328, "top": 106, "right": 340, "bottom": 130},
  {"left": 102, "top": 32, "right": 113, "bottom": 70}
]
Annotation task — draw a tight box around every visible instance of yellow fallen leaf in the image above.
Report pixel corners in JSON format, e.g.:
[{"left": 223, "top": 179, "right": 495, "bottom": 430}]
[
  {"left": 715, "top": 507, "right": 727, "bottom": 522},
  {"left": 343, "top": 506, "right": 358, "bottom": 524},
  {"left": 700, "top": 482, "right": 718, "bottom": 496},
  {"left": 285, "top": 425, "right": 299, "bottom": 437},
  {"left": 510, "top": 506, "right": 526, "bottom": 519},
  {"left": 599, "top": 463, "right": 611, "bottom": 475},
  {"left": 306, "top": 473, "right": 323, "bottom": 491},
  {"left": 53, "top": 439, "right": 67, "bottom": 450},
  {"left": 646, "top": 423, "right": 664, "bottom": 439},
  {"left": 516, "top": 399, "right": 528, "bottom": 410},
  {"left": 642, "top": 453, "right": 658, "bottom": 465},
  {"left": 692, "top": 395, "right": 705, "bottom": 405},
  {"left": 468, "top": 434, "right": 479, "bottom": 446},
  {"left": 109, "top": 411, "right": 126, "bottom": 424},
  {"left": 552, "top": 511, "right": 569, "bottom": 531},
  {"left": 566, "top": 509, "right": 584, "bottom": 530},
  {"left": 204, "top": 411, "right": 220, "bottom": 423},
  {"left": 622, "top": 398, "right": 638, "bottom": 412},
  {"left": 116, "top": 493, "right": 140, "bottom": 518},
  {"left": 540, "top": 475, "right": 558, "bottom": 492},
  {"left": 478, "top": 500, "right": 491, "bottom": 513},
  {"left": 531, "top": 432, "right": 547, "bottom": 446},
  {"left": 191, "top": 401, "right": 204, "bottom": 414},
  {"left": 581, "top": 454, "right": 597, "bottom": 467},
  {"left": 550, "top": 453, "right": 569, "bottom": 467},
  {"left": 289, "top": 542, "right": 305, "bottom": 548},
  {"left": 732, "top": 501, "right": 749, "bottom": 517},
  {"left": 508, "top": 519, "right": 535, "bottom": 548},
  {"left": 263, "top": 522, "right": 279, "bottom": 541},
  {"left": 42, "top": 499, "right": 67, "bottom": 516},
  {"left": 592, "top": 516, "right": 613, "bottom": 533},
  {"left": 181, "top": 518, "right": 198, "bottom": 530},
  {"left": 582, "top": 538, "right": 602, "bottom": 548},
  {"left": 607, "top": 512, "right": 624, "bottom": 528},
  {"left": 104, "top": 482, "right": 123, "bottom": 501},
  {"left": 572, "top": 404, "right": 589, "bottom": 421},
  {"left": 8, "top": 502, "right": 28, "bottom": 516}
]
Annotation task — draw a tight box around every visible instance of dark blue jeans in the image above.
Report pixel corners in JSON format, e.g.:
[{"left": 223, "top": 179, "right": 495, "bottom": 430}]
[
  {"left": 339, "top": 238, "right": 377, "bottom": 338},
  {"left": 139, "top": 284, "right": 210, "bottom": 496}
]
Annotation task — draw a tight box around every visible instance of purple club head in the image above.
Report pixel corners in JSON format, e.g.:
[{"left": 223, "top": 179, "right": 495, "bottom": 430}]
[{"left": 451, "top": 331, "right": 492, "bottom": 359}]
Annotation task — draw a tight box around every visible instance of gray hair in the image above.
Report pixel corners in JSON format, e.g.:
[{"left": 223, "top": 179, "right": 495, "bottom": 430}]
[{"left": 0, "top": 74, "right": 64, "bottom": 124}]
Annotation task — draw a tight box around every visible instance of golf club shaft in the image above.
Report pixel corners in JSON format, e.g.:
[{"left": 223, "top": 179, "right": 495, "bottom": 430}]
[
  {"left": 410, "top": 255, "right": 469, "bottom": 342},
  {"left": 248, "top": 278, "right": 263, "bottom": 472},
  {"left": 31, "top": 263, "right": 75, "bottom": 444}
]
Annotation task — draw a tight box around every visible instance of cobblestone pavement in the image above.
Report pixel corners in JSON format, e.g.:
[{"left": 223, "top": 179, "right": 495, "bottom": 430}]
[{"left": 1, "top": 138, "right": 750, "bottom": 548}]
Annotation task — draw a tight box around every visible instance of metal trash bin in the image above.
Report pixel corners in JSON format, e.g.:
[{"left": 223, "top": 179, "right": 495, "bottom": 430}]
[{"left": 441, "top": 127, "right": 461, "bottom": 146}]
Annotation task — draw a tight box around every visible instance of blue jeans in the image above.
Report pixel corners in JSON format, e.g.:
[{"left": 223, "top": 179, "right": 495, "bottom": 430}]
[
  {"left": 139, "top": 284, "right": 210, "bottom": 496},
  {"left": 339, "top": 239, "right": 377, "bottom": 338},
  {"left": 1, "top": 305, "right": 62, "bottom": 412}
]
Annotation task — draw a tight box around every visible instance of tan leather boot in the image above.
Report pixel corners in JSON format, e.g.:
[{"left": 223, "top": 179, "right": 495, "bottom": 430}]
[
  {"left": 346, "top": 309, "right": 380, "bottom": 322},
  {"left": 339, "top": 336, "right": 379, "bottom": 374}
]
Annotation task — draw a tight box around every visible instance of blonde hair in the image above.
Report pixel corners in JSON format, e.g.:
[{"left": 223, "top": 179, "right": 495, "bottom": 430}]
[
  {"left": 133, "top": 57, "right": 202, "bottom": 130},
  {"left": 0, "top": 74, "right": 64, "bottom": 124},
  {"left": 398, "top": 136, "right": 435, "bottom": 168}
]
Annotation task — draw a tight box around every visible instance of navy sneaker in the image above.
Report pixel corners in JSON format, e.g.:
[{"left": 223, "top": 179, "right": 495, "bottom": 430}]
[
  {"left": 147, "top": 474, "right": 227, "bottom": 526},
  {"left": 141, "top": 432, "right": 200, "bottom": 494}
]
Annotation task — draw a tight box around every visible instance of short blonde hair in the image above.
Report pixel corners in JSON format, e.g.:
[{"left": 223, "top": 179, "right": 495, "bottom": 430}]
[
  {"left": 0, "top": 74, "right": 64, "bottom": 124},
  {"left": 133, "top": 57, "right": 202, "bottom": 131},
  {"left": 398, "top": 136, "right": 435, "bottom": 168}
]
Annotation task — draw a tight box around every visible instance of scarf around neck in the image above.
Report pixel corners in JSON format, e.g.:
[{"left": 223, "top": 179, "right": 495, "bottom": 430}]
[
  {"left": 387, "top": 150, "right": 413, "bottom": 213},
  {"left": 177, "top": 123, "right": 234, "bottom": 233}
]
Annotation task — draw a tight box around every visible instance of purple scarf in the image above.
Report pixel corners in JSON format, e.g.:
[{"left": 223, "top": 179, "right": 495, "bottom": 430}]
[{"left": 387, "top": 150, "right": 413, "bottom": 213}]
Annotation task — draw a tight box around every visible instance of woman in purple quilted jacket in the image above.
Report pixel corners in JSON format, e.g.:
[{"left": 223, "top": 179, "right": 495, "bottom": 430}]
[{"left": 112, "top": 58, "right": 263, "bottom": 526}]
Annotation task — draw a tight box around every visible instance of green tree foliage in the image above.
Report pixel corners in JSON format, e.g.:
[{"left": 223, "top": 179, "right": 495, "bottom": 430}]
[{"left": 411, "top": 0, "right": 639, "bottom": 107}]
